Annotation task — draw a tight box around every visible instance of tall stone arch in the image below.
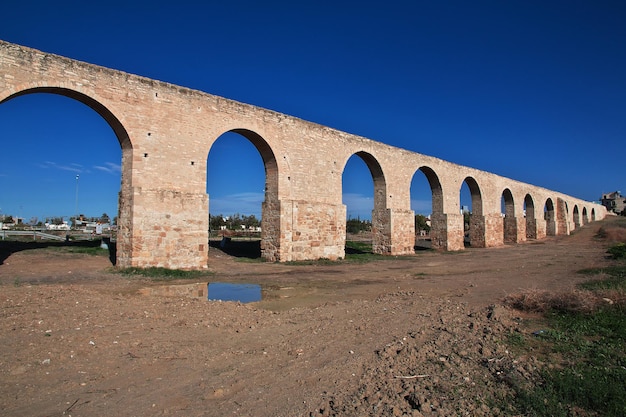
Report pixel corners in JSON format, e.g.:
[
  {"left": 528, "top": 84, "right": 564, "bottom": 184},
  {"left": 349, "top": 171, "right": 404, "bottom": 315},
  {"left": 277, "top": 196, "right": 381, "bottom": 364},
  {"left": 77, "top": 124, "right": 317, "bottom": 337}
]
[
  {"left": 206, "top": 129, "right": 281, "bottom": 261},
  {"left": 413, "top": 166, "right": 447, "bottom": 250},
  {"left": 524, "top": 194, "right": 538, "bottom": 239},
  {"left": 341, "top": 151, "right": 391, "bottom": 254},
  {"left": 502, "top": 188, "right": 517, "bottom": 243},
  {"left": 545, "top": 198, "right": 557, "bottom": 236},
  {"left": 0, "top": 86, "right": 133, "bottom": 267},
  {"left": 573, "top": 205, "right": 581, "bottom": 230},
  {"left": 461, "top": 177, "right": 486, "bottom": 247}
]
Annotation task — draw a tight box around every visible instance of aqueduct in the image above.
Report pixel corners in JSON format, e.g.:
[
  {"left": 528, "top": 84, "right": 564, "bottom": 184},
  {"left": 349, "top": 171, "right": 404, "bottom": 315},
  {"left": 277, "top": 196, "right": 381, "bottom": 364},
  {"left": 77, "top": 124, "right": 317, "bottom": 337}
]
[{"left": 0, "top": 40, "right": 607, "bottom": 269}]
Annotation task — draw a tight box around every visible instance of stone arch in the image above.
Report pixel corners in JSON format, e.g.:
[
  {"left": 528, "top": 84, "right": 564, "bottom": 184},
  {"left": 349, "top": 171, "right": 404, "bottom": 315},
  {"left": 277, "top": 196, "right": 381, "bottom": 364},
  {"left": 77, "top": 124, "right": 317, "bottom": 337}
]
[
  {"left": 524, "top": 194, "right": 537, "bottom": 239},
  {"left": 206, "top": 128, "right": 280, "bottom": 261},
  {"left": 341, "top": 151, "right": 388, "bottom": 254},
  {"left": 591, "top": 207, "right": 597, "bottom": 221},
  {"left": 573, "top": 205, "right": 581, "bottom": 229},
  {"left": 545, "top": 198, "right": 556, "bottom": 236},
  {"left": 501, "top": 188, "right": 516, "bottom": 243},
  {"left": 410, "top": 166, "right": 442, "bottom": 249},
  {"left": 1, "top": 87, "right": 131, "bottom": 149},
  {"left": 461, "top": 177, "right": 484, "bottom": 247},
  {"left": 582, "top": 207, "right": 589, "bottom": 224},
  {"left": 0, "top": 86, "right": 131, "bottom": 266}
]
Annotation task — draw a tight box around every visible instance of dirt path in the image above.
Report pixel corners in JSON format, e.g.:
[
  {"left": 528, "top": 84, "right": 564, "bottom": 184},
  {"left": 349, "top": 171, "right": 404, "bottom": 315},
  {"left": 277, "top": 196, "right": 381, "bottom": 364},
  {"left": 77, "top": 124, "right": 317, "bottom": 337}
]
[{"left": 0, "top": 217, "right": 621, "bottom": 416}]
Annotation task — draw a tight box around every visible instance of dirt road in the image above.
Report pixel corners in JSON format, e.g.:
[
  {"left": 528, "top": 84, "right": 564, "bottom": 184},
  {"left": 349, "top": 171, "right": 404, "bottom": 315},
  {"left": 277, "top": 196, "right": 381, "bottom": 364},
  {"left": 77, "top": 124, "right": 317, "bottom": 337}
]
[{"left": 0, "top": 217, "right": 622, "bottom": 416}]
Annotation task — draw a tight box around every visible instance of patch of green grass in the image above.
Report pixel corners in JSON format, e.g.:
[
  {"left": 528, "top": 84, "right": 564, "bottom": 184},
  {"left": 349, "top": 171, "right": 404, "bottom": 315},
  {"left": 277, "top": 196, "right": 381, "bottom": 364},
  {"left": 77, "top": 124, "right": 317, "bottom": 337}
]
[
  {"left": 578, "top": 265, "right": 626, "bottom": 291},
  {"left": 505, "top": 331, "right": 526, "bottom": 348},
  {"left": 234, "top": 257, "right": 265, "bottom": 263},
  {"left": 608, "top": 242, "right": 626, "bottom": 259},
  {"left": 284, "top": 241, "right": 414, "bottom": 265},
  {"left": 117, "top": 267, "right": 211, "bottom": 281},
  {"left": 345, "top": 240, "right": 372, "bottom": 253},
  {"left": 505, "top": 265, "right": 626, "bottom": 416},
  {"left": 45, "top": 243, "right": 110, "bottom": 256},
  {"left": 285, "top": 258, "right": 338, "bottom": 266}
]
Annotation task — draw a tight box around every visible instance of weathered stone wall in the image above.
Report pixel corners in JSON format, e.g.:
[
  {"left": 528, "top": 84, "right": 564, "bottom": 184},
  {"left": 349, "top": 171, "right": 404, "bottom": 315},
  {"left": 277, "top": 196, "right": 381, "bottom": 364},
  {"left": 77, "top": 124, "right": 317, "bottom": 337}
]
[{"left": 0, "top": 40, "right": 608, "bottom": 269}]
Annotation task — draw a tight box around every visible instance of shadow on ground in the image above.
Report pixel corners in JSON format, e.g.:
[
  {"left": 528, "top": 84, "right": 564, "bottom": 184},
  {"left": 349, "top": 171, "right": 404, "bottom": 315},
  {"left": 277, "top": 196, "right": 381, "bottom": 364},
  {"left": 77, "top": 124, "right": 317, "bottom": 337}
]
[
  {"left": 209, "top": 238, "right": 262, "bottom": 259},
  {"left": 0, "top": 239, "right": 116, "bottom": 266}
]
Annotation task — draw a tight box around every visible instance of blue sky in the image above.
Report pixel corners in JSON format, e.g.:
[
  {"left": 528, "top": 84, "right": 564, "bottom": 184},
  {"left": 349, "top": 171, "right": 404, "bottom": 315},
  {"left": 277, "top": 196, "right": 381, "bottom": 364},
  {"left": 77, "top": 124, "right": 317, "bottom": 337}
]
[{"left": 1, "top": 0, "right": 625, "bottom": 222}]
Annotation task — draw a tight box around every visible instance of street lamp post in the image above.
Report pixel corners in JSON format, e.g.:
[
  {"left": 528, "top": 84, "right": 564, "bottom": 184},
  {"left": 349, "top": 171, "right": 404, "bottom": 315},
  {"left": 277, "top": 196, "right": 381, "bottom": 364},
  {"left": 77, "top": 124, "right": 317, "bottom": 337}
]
[{"left": 75, "top": 174, "right": 80, "bottom": 228}]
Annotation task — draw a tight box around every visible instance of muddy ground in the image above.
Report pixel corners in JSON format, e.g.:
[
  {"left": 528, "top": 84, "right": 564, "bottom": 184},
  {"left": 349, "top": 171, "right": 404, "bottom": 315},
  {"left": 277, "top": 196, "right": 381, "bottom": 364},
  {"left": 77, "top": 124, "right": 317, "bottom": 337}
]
[{"left": 0, "top": 217, "right": 622, "bottom": 417}]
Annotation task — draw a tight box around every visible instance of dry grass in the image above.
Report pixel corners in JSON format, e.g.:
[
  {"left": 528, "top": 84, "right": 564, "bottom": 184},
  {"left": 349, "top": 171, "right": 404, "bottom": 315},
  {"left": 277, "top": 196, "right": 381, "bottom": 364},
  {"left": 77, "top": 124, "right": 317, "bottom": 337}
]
[
  {"left": 596, "top": 224, "right": 626, "bottom": 243},
  {"left": 503, "top": 287, "right": 622, "bottom": 313}
]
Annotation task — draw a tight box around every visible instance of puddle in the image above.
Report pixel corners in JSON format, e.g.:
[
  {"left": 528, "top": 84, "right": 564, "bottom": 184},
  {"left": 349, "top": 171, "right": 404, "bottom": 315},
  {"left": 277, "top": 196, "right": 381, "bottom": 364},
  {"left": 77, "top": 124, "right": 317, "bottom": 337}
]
[
  {"left": 139, "top": 282, "right": 262, "bottom": 303},
  {"left": 207, "top": 282, "right": 262, "bottom": 303}
]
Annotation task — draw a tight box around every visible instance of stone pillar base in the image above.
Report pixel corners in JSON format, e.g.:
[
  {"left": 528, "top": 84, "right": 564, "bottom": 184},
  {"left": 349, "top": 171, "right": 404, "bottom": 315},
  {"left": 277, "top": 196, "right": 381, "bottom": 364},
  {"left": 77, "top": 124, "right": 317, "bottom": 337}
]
[
  {"left": 371, "top": 208, "right": 415, "bottom": 255},
  {"left": 504, "top": 215, "right": 526, "bottom": 244},
  {"left": 430, "top": 213, "right": 464, "bottom": 251},
  {"left": 119, "top": 187, "right": 208, "bottom": 269},
  {"left": 273, "top": 200, "right": 346, "bottom": 262}
]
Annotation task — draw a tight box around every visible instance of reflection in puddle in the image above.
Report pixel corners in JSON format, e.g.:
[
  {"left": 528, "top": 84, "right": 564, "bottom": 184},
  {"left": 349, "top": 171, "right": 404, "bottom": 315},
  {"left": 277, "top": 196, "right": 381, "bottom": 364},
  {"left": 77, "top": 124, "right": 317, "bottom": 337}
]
[
  {"left": 207, "top": 282, "right": 262, "bottom": 303},
  {"left": 140, "top": 282, "right": 262, "bottom": 303}
]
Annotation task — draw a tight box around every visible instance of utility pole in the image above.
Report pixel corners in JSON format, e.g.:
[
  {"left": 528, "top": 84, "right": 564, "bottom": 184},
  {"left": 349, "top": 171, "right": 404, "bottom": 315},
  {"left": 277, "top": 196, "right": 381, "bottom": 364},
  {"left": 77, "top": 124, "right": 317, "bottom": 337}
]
[{"left": 75, "top": 174, "right": 80, "bottom": 228}]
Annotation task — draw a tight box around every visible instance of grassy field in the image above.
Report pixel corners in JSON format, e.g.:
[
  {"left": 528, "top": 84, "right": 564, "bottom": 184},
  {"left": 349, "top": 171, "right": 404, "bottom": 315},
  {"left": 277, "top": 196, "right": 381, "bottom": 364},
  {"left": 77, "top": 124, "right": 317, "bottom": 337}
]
[{"left": 503, "top": 232, "right": 626, "bottom": 416}]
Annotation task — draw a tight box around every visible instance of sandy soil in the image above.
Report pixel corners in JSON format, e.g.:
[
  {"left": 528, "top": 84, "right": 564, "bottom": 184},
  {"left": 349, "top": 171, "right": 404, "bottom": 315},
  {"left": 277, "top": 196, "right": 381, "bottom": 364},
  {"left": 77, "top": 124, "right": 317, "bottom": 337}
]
[{"left": 0, "top": 217, "right": 622, "bottom": 417}]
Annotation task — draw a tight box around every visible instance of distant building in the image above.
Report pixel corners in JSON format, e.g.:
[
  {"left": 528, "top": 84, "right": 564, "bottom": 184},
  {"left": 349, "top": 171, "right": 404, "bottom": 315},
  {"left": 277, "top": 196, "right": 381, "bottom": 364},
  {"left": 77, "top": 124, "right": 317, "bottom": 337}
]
[
  {"left": 601, "top": 191, "right": 626, "bottom": 214},
  {"left": 45, "top": 221, "right": 70, "bottom": 231}
]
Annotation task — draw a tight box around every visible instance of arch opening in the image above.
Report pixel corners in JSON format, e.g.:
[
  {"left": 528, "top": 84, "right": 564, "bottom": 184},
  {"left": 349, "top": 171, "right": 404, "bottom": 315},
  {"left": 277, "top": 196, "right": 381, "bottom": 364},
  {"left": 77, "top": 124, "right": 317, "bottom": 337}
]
[
  {"left": 544, "top": 198, "right": 556, "bottom": 236},
  {"left": 0, "top": 90, "right": 125, "bottom": 267},
  {"left": 342, "top": 152, "right": 386, "bottom": 255},
  {"left": 410, "top": 166, "right": 441, "bottom": 250},
  {"left": 573, "top": 205, "right": 581, "bottom": 230},
  {"left": 524, "top": 194, "right": 537, "bottom": 239},
  {"left": 501, "top": 188, "right": 516, "bottom": 244},
  {"left": 460, "top": 177, "right": 483, "bottom": 247},
  {"left": 207, "top": 130, "right": 277, "bottom": 261}
]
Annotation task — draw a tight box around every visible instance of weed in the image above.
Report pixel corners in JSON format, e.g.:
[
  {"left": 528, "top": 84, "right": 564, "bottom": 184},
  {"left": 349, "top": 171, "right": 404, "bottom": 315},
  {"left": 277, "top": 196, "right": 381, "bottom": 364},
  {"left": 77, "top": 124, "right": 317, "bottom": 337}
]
[
  {"left": 505, "top": 331, "right": 526, "bottom": 348},
  {"left": 117, "top": 267, "right": 211, "bottom": 281}
]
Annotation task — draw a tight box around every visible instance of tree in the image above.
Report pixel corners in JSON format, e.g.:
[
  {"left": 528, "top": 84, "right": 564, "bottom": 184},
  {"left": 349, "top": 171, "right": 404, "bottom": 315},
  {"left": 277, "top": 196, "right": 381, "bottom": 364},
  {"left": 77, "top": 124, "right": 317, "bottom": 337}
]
[
  {"left": 209, "top": 214, "right": 227, "bottom": 231},
  {"left": 415, "top": 214, "right": 430, "bottom": 233},
  {"left": 346, "top": 217, "right": 371, "bottom": 234}
]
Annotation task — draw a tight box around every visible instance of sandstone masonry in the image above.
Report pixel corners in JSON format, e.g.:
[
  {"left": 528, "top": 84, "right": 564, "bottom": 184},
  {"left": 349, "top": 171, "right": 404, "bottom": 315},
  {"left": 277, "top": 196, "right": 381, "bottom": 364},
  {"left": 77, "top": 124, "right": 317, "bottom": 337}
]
[{"left": 0, "top": 40, "right": 608, "bottom": 269}]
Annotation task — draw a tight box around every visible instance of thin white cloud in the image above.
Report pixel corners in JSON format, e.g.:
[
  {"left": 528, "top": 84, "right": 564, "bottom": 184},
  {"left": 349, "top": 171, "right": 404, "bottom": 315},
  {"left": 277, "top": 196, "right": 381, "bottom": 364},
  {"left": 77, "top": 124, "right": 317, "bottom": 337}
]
[
  {"left": 93, "top": 162, "right": 121, "bottom": 174},
  {"left": 38, "top": 161, "right": 84, "bottom": 173}
]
